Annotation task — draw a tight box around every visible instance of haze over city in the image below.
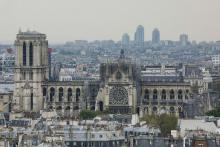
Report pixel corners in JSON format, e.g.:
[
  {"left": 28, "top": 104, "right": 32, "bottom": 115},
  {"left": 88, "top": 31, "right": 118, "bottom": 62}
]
[
  {"left": 0, "top": 0, "right": 220, "bottom": 43},
  {"left": 2, "top": 0, "right": 220, "bottom": 146}
]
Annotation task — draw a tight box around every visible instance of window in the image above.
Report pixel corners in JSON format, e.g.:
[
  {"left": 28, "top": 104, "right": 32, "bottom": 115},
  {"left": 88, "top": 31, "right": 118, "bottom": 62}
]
[
  {"left": 59, "top": 87, "right": 63, "bottom": 102},
  {"left": 185, "top": 89, "right": 189, "bottom": 99},
  {"left": 43, "top": 87, "right": 47, "bottom": 97},
  {"left": 67, "top": 88, "right": 72, "bottom": 102},
  {"left": 153, "top": 89, "right": 157, "bottom": 99},
  {"left": 170, "top": 89, "right": 175, "bottom": 99},
  {"left": 161, "top": 89, "right": 166, "bottom": 99},
  {"left": 144, "top": 89, "right": 149, "bottom": 99},
  {"left": 170, "top": 107, "right": 175, "bottom": 113},
  {"left": 23, "top": 42, "right": 26, "bottom": 66},
  {"left": 76, "top": 88, "right": 80, "bottom": 102},
  {"left": 30, "top": 93, "right": 33, "bottom": 110},
  {"left": 29, "top": 42, "right": 33, "bottom": 66},
  {"left": 178, "top": 90, "right": 183, "bottom": 99},
  {"left": 152, "top": 106, "right": 157, "bottom": 112},
  {"left": 50, "top": 87, "right": 55, "bottom": 102}
]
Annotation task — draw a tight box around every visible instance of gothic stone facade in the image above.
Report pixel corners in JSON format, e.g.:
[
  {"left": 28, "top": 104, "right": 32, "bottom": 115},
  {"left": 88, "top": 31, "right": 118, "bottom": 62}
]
[
  {"left": 13, "top": 31, "right": 49, "bottom": 112},
  {"left": 13, "top": 31, "right": 192, "bottom": 118}
]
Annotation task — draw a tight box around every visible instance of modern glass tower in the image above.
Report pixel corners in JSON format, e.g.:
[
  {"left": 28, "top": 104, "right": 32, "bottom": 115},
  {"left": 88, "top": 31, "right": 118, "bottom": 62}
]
[
  {"left": 152, "top": 28, "right": 160, "bottom": 44},
  {"left": 134, "top": 25, "right": 144, "bottom": 45}
]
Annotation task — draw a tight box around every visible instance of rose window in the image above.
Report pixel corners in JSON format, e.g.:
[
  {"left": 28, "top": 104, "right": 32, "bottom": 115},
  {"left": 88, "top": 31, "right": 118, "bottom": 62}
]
[{"left": 109, "top": 86, "right": 128, "bottom": 105}]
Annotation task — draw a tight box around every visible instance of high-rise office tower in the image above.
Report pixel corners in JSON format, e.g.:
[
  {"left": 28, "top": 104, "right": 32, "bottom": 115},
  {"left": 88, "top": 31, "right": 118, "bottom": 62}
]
[
  {"left": 134, "top": 25, "right": 144, "bottom": 45},
  {"left": 179, "top": 34, "right": 189, "bottom": 46},
  {"left": 152, "top": 28, "right": 160, "bottom": 44},
  {"left": 121, "top": 33, "right": 130, "bottom": 46}
]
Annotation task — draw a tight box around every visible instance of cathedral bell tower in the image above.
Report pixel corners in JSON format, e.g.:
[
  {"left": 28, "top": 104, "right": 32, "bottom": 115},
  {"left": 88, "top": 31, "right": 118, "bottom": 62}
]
[{"left": 13, "top": 30, "right": 49, "bottom": 112}]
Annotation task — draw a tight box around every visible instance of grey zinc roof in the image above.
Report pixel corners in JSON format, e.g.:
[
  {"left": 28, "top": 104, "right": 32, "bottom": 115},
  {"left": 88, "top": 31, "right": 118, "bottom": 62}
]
[
  {"left": 141, "top": 76, "right": 183, "bottom": 82},
  {"left": 0, "top": 83, "right": 14, "bottom": 93}
]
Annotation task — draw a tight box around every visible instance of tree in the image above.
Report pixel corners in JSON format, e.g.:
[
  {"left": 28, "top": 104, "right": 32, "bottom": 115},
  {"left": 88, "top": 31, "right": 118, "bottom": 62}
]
[
  {"left": 79, "top": 110, "right": 97, "bottom": 120},
  {"left": 159, "top": 114, "right": 178, "bottom": 136},
  {"left": 79, "top": 110, "right": 109, "bottom": 120},
  {"left": 206, "top": 103, "right": 220, "bottom": 117},
  {"left": 141, "top": 114, "right": 178, "bottom": 136}
]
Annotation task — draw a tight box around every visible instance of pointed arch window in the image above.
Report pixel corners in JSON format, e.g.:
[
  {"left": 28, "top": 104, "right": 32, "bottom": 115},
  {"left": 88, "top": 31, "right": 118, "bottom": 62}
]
[
  {"left": 144, "top": 89, "right": 149, "bottom": 99},
  {"left": 178, "top": 89, "right": 183, "bottom": 99},
  {"left": 43, "top": 87, "right": 47, "bottom": 97},
  {"left": 59, "top": 87, "right": 64, "bottom": 102},
  {"left": 67, "top": 88, "right": 72, "bottom": 102},
  {"left": 76, "top": 88, "right": 80, "bottom": 102},
  {"left": 23, "top": 42, "right": 26, "bottom": 66},
  {"left": 153, "top": 89, "right": 158, "bottom": 99},
  {"left": 30, "top": 93, "right": 33, "bottom": 110},
  {"left": 185, "top": 89, "right": 189, "bottom": 99},
  {"left": 162, "top": 89, "right": 166, "bottom": 99},
  {"left": 50, "top": 87, "right": 55, "bottom": 102},
  {"left": 170, "top": 89, "right": 175, "bottom": 99},
  {"left": 29, "top": 42, "right": 33, "bottom": 66}
]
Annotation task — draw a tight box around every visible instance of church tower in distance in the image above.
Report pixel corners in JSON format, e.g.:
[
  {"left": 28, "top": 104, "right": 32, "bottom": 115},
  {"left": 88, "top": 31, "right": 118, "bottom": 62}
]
[{"left": 13, "top": 30, "right": 49, "bottom": 112}]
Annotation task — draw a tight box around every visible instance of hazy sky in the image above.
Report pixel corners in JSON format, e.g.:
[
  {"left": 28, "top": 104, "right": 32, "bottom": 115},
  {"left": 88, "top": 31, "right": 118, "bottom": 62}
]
[{"left": 0, "top": 0, "right": 220, "bottom": 43}]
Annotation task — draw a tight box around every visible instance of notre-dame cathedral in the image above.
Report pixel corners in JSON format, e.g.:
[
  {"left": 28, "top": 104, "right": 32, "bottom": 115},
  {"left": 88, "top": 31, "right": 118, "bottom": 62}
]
[{"left": 13, "top": 30, "right": 193, "bottom": 118}]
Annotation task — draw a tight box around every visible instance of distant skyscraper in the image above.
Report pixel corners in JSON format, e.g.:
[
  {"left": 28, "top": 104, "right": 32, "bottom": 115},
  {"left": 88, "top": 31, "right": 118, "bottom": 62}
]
[
  {"left": 134, "top": 25, "right": 144, "bottom": 45},
  {"left": 121, "top": 33, "right": 130, "bottom": 46},
  {"left": 152, "top": 28, "right": 160, "bottom": 44},
  {"left": 179, "top": 34, "right": 189, "bottom": 46}
]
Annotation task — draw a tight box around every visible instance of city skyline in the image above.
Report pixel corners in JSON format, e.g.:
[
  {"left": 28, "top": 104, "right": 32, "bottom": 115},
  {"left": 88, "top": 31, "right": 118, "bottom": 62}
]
[{"left": 0, "top": 0, "right": 220, "bottom": 43}]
